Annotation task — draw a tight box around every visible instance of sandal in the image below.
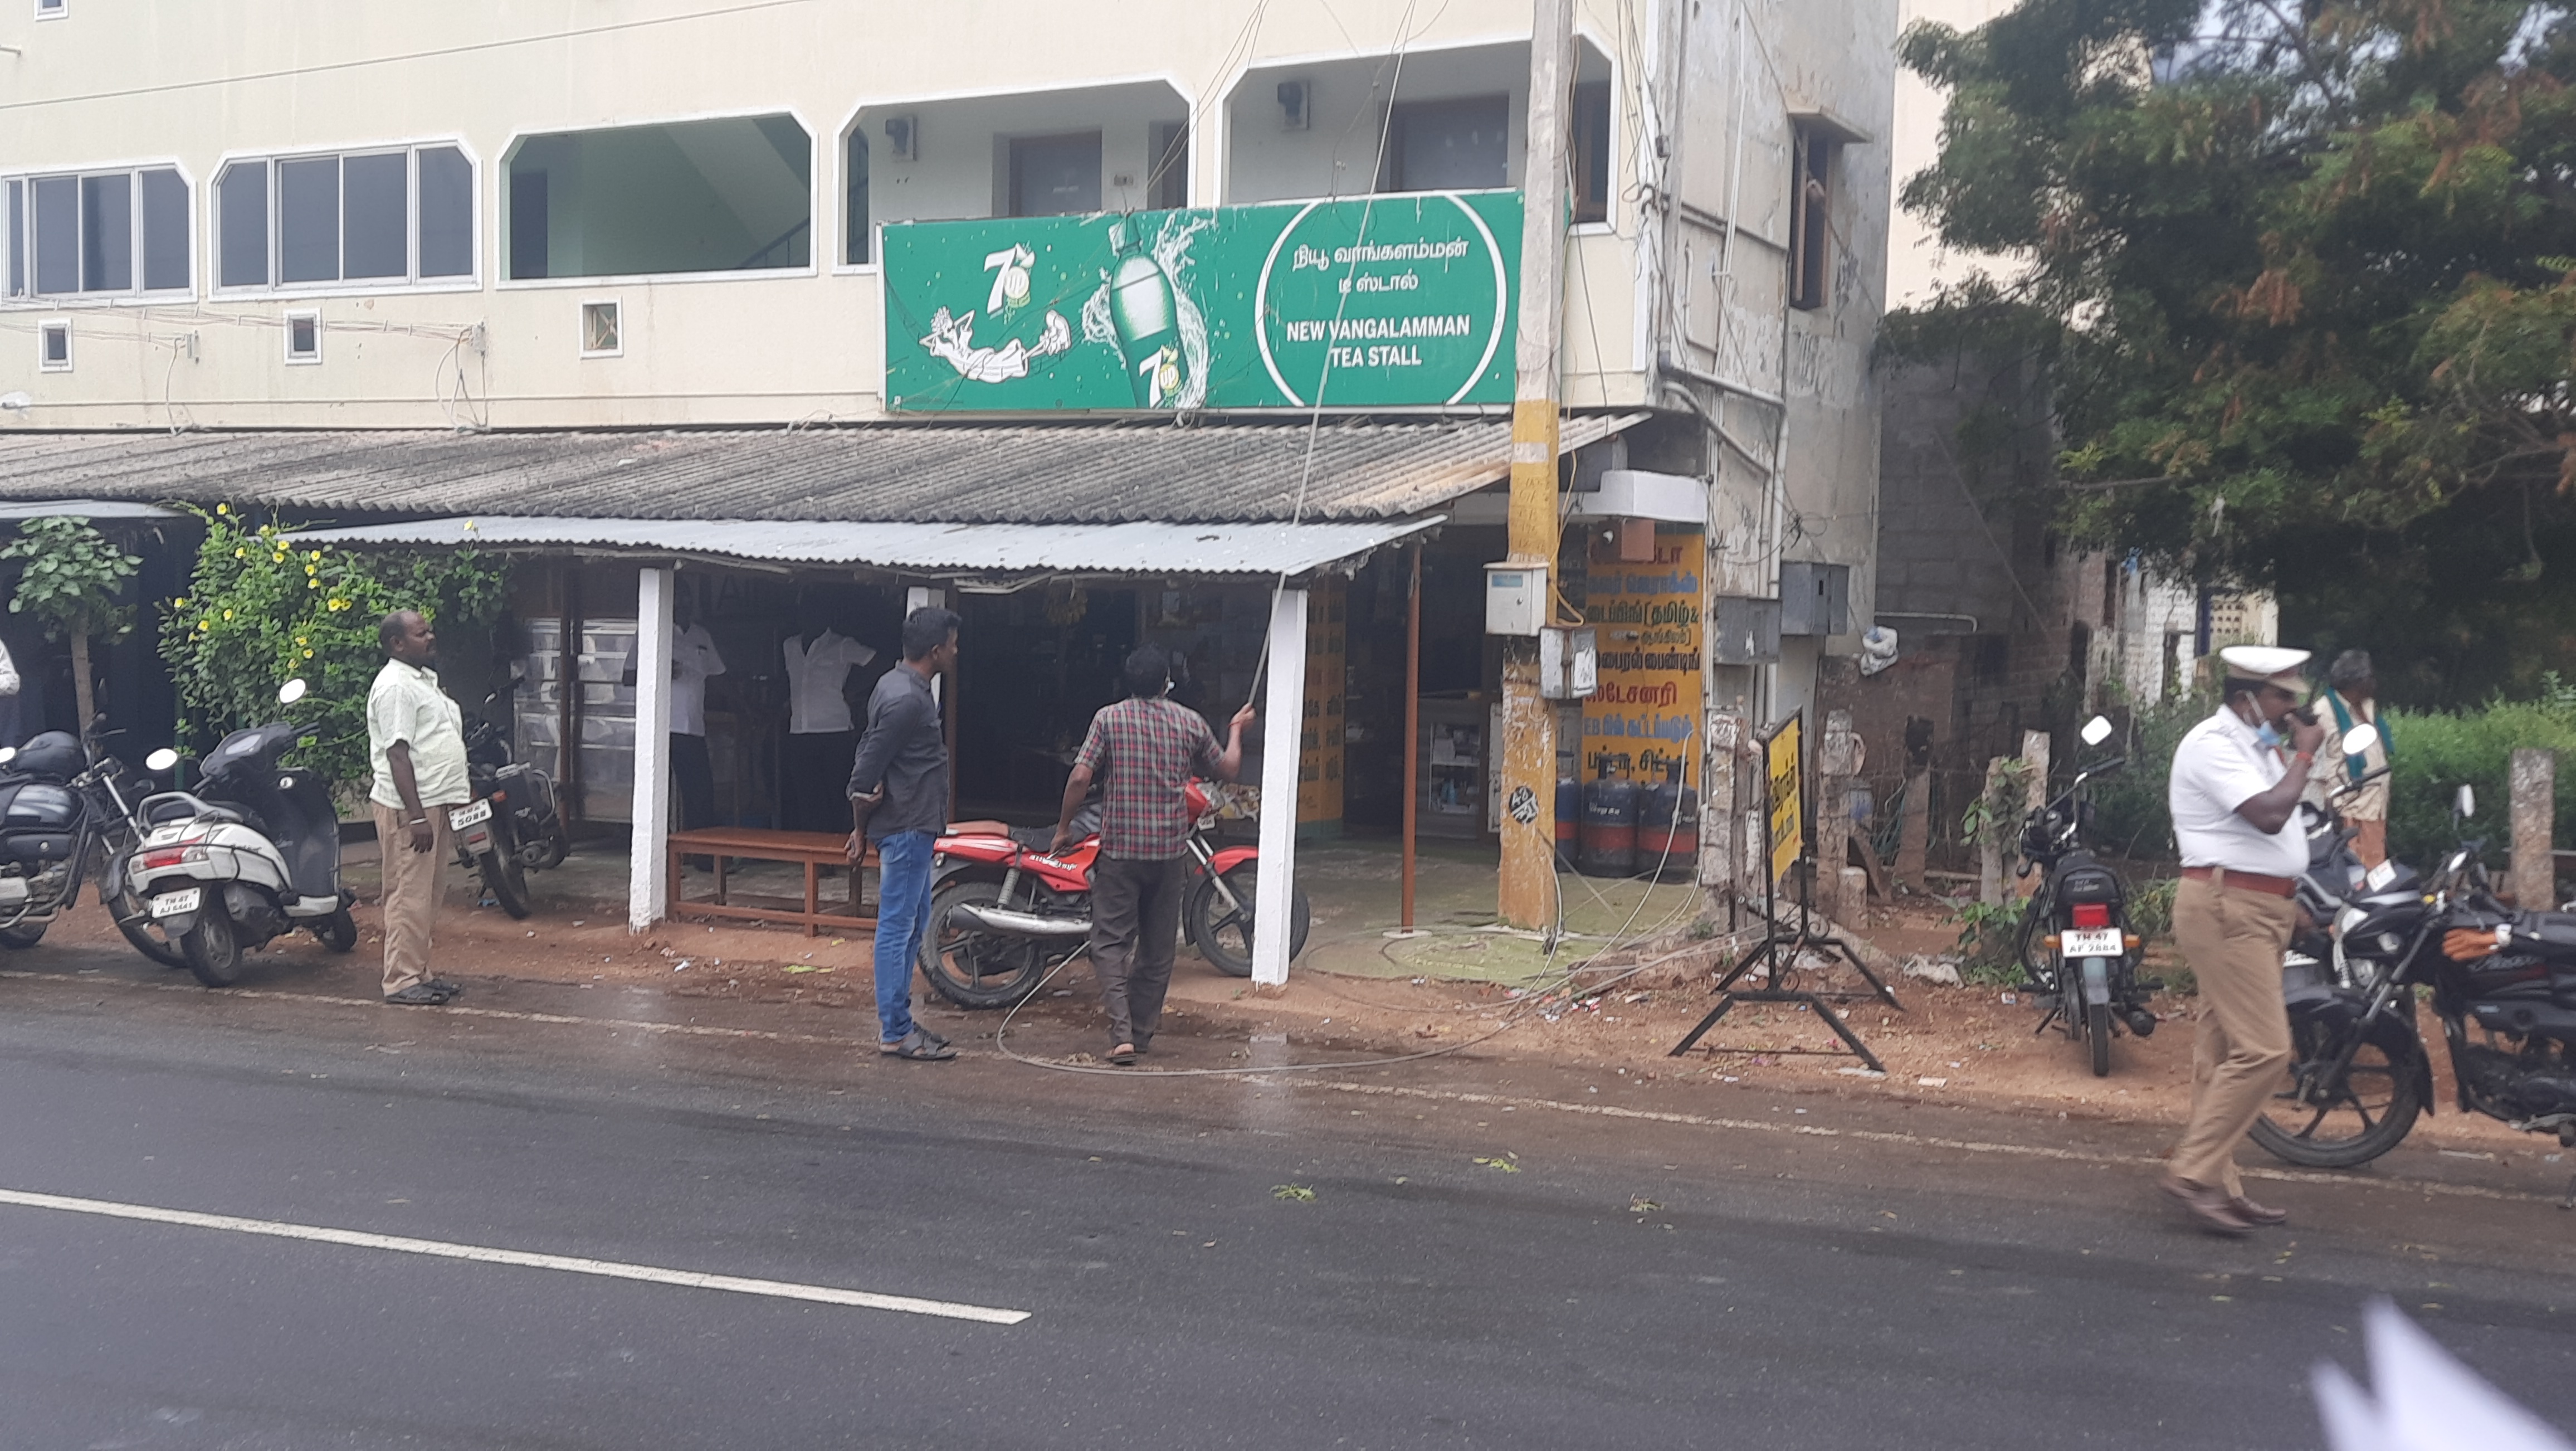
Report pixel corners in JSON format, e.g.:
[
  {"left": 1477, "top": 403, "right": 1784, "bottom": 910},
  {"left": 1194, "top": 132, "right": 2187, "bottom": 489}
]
[
  {"left": 880, "top": 1028, "right": 956, "bottom": 1061},
  {"left": 1107, "top": 1043, "right": 1139, "bottom": 1066}
]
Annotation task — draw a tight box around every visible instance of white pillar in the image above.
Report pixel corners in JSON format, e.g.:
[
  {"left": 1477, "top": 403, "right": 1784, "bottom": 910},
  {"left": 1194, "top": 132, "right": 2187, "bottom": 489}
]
[
  {"left": 1253, "top": 587, "right": 1309, "bottom": 986},
  {"left": 628, "top": 564, "right": 675, "bottom": 933}
]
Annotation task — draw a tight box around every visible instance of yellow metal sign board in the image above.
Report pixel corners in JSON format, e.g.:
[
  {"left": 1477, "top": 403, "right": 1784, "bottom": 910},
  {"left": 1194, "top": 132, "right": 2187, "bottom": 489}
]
[{"left": 1765, "top": 712, "right": 1804, "bottom": 886}]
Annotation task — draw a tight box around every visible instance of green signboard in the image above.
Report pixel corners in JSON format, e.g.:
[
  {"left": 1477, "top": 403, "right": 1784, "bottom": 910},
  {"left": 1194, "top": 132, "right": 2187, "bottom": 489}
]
[{"left": 881, "top": 190, "right": 1521, "bottom": 413}]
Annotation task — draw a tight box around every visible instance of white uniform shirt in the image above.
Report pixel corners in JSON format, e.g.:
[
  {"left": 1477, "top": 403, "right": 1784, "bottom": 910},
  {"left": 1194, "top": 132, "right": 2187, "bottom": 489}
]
[
  {"left": 783, "top": 630, "right": 876, "bottom": 735},
  {"left": 2169, "top": 704, "right": 2305, "bottom": 875},
  {"left": 367, "top": 659, "right": 471, "bottom": 810},
  {"left": 0, "top": 636, "right": 17, "bottom": 697},
  {"left": 670, "top": 624, "right": 726, "bottom": 737}
]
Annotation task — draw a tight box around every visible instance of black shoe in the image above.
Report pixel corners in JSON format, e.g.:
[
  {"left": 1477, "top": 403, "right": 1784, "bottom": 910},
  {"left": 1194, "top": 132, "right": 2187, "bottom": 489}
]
[
  {"left": 385, "top": 983, "right": 451, "bottom": 1006},
  {"left": 426, "top": 978, "right": 465, "bottom": 999}
]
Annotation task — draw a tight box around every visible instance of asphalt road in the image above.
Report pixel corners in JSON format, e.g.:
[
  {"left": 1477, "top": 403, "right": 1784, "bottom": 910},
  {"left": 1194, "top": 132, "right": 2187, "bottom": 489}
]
[{"left": 3, "top": 945, "right": 2573, "bottom": 1450}]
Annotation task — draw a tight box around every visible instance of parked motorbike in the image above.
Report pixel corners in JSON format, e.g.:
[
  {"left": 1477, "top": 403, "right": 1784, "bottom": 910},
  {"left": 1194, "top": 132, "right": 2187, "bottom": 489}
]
[
  {"left": 129, "top": 679, "right": 359, "bottom": 988},
  {"left": 2251, "top": 759, "right": 2576, "bottom": 1175},
  {"left": 918, "top": 779, "right": 1312, "bottom": 1009},
  {"left": 450, "top": 698, "right": 570, "bottom": 920},
  {"left": 0, "top": 729, "right": 187, "bottom": 966},
  {"left": 2014, "top": 714, "right": 2156, "bottom": 1077},
  {"left": 2281, "top": 728, "right": 2410, "bottom": 994}
]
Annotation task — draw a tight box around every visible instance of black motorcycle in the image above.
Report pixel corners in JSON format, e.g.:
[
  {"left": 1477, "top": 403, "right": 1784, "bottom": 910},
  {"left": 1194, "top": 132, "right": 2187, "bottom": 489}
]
[
  {"left": 2014, "top": 715, "right": 2158, "bottom": 1077},
  {"left": 2252, "top": 775, "right": 2576, "bottom": 1175},
  {"left": 0, "top": 729, "right": 188, "bottom": 967},
  {"left": 448, "top": 700, "right": 569, "bottom": 921}
]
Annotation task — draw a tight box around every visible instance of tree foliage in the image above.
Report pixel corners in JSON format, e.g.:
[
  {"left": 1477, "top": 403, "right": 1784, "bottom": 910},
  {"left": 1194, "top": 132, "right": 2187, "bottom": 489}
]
[
  {"left": 159, "top": 507, "right": 509, "bottom": 791},
  {"left": 1, "top": 515, "right": 140, "bottom": 737},
  {"left": 1894, "top": 0, "right": 2576, "bottom": 703}
]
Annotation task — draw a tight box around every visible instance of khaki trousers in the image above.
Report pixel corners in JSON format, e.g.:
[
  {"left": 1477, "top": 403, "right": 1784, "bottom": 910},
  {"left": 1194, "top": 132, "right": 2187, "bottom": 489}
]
[
  {"left": 2168, "top": 875, "right": 2298, "bottom": 1196},
  {"left": 373, "top": 801, "right": 453, "bottom": 996},
  {"left": 2350, "top": 817, "right": 2387, "bottom": 869}
]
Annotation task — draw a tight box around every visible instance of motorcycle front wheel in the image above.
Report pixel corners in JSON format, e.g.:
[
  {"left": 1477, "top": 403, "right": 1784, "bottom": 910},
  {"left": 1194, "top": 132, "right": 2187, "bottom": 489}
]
[
  {"left": 1185, "top": 864, "right": 1311, "bottom": 978},
  {"left": 2086, "top": 1001, "right": 2112, "bottom": 1077},
  {"left": 183, "top": 907, "right": 244, "bottom": 989},
  {"left": 2249, "top": 1018, "right": 2421, "bottom": 1168},
  {"left": 918, "top": 879, "right": 1050, "bottom": 1009},
  {"left": 479, "top": 851, "right": 533, "bottom": 920}
]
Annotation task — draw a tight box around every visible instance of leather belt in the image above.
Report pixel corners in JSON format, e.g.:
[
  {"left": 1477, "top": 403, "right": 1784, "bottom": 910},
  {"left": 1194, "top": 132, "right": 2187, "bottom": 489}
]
[{"left": 2181, "top": 865, "right": 2297, "bottom": 898}]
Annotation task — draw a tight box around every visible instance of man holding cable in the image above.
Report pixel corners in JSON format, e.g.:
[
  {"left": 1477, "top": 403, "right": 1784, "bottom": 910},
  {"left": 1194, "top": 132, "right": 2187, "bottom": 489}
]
[{"left": 2160, "top": 644, "right": 2326, "bottom": 1234}]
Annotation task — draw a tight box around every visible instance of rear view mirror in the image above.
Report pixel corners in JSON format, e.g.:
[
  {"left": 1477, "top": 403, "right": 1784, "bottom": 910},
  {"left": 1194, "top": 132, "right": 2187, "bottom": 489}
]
[
  {"left": 0, "top": 747, "right": 16, "bottom": 766},
  {"left": 2340, "top": 722, "right": 2378, "bottom": 758},
  {"left": 2079, "top": 715, "right": 2114, "bottom": 747},
  {"left": 146, "top": 748, "right": 179, "bottom": 771},
  {"left": 277, "top": 678, "right": 308, "bottom": 705},
  {"left": 2455, "top": 784, "right": 2476, "bottom": 819}
]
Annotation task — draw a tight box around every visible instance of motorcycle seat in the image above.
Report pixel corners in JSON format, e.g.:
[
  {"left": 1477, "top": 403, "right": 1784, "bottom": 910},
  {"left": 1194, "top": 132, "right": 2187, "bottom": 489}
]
[{"left": 139, "top": 792, "right": 250, "bottom": 829}]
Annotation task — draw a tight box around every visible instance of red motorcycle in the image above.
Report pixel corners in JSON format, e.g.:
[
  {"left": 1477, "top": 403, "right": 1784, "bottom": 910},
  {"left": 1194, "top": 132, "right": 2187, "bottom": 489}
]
[{"left": 918, "top": 780, "right": 1311, "bottom": 1008}]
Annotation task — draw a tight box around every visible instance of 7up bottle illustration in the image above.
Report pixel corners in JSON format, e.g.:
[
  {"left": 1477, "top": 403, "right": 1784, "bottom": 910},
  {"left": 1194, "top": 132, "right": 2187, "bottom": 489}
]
[{"left": 1105, "top": 218, "right": 1185, "bottom": 407}]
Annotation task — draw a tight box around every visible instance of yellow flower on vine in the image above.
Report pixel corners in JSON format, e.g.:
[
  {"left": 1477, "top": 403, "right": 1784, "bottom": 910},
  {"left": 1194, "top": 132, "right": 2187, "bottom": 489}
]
[
  {"left": 214, "top": 504, "right": 227, "bottom": 515},
  {"left": 309, "top": 551, "right": 322, "bottom": 561},
  {"left": 302, "top": 649, "right": 314, "bottom": 659},
  {"left": 307, "top": 579, "right": 319, "bottom": 590},
  {"left": 233, "top": 548, "right": 245, "bottom": 559},
  {"left": 222, "top": 609, "right": 233, "bottom": 620}
]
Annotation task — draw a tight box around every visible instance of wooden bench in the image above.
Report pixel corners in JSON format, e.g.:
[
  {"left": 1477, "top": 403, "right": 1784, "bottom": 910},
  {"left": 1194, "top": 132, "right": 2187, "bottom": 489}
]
[{"left": 666, "top": 827, "right": 876, "bottom": 937}]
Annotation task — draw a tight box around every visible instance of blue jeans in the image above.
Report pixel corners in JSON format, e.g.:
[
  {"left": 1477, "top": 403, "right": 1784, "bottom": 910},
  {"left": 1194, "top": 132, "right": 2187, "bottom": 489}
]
[{"left": 871, "top": 830, "right": 936, "bottom": 1044}]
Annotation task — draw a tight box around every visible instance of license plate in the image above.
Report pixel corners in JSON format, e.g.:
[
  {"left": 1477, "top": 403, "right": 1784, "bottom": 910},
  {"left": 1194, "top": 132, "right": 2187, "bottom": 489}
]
[
  {"left": 150, "top": 888, "right": 202, "bottom": 918},
  {"left": 449, "top": 801, "right": 494, "bottom": 829},
  {"left": 2061, "top": 927, "right": 2123, "bottom": 958}
]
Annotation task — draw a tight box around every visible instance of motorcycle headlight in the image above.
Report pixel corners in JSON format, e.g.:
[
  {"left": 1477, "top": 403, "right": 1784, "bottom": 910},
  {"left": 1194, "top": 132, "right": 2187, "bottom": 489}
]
[{"left": 2334, "top": 904, "right": 2366, "bottom": 939}]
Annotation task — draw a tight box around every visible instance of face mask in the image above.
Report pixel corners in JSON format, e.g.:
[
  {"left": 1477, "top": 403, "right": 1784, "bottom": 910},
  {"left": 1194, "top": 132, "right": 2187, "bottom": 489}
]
[{"left": 2254, "top": 721, "right": 2283, "bottom": 751}]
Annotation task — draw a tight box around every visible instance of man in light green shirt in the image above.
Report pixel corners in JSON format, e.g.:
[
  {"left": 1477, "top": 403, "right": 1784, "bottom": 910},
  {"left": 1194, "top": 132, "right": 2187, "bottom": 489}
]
[{"left": 367, "top": 610, "right": 470, "bottom": 1005}]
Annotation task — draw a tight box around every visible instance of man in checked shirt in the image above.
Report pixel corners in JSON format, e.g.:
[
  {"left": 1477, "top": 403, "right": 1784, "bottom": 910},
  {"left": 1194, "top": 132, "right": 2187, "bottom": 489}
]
[{"left": 1052, "top": 644, "right": 1256, "bottom": 1065}]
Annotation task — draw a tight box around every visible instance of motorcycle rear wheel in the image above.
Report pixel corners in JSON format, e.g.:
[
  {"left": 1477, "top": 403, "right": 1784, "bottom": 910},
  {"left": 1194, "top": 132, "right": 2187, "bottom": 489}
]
[
  {"left": 919, "top": 879, "right": 1050, "bottom": 1009},
  {"left": 1185, "top": 864, "right": 1311, "bottom": 978},
  {"left": 480, "top": 852, "right": 533, "bottom": 920},
  {"left": 2249, "top": 1019, "right": 2420, "bottom": 1168},
  {"left": 2086, "top": 1001, "right": 2112, "bottom": 1077},
  {"left": 108, "top": 886, "right": 190, "bottom": 968},
  {"left": 183, "top": 907, "right": 244, "bottom": 989}
]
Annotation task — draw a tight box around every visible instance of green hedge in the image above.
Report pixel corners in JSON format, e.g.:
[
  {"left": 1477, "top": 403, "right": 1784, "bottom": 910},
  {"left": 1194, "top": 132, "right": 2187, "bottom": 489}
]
[
  {"left": 2383, "top": 695, "right": 2576, "bottom": 866},
  {"left": 2070, "top": 683, "right": 2576, "bottom": 870}
]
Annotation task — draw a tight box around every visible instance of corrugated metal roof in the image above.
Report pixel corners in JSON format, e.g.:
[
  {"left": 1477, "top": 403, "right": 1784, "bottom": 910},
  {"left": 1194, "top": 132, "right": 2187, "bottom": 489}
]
[
  {"left": 0, "top": 415, "right": 1646, "bottom": 526},
  {"left": 0, "top": 498, "right": 186, "bottom": 520},
  {"left": 292, "top": 515, "right": 1441, "bottom": 577}
]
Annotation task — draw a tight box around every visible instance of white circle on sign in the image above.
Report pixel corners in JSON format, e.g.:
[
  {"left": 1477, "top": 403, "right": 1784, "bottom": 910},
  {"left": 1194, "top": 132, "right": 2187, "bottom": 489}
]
[{"left": 1253, "top": 192, "right": 1511, "bottom": 408}]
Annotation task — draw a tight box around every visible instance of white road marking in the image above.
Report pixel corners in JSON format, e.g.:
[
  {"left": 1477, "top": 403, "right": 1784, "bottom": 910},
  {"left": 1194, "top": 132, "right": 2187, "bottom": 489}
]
[
  {"left": 0, "top": 1187, "right": 1030, "bottom": 1326},
  {"left": 1299, "top": 1080, "right": 2559, "bottom": 1206}
]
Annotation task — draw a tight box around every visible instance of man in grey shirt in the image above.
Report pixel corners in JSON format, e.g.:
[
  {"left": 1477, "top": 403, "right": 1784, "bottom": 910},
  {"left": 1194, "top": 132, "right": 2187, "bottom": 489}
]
[{"left": 847, "top": 607, "right": 960, "bottom": 1060}]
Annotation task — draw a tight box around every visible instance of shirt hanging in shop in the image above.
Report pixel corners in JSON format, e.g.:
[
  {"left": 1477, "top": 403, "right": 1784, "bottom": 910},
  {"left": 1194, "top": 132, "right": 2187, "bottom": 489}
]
[
  {"left": 783, "top": 629, "right": 877, "bottom": 734},
  {"left": 670, "top": 623, "right": 726, "bottom": 737}
]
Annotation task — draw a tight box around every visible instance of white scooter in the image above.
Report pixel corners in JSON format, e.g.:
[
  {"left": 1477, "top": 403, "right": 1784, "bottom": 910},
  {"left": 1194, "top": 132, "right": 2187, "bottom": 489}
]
[{"left": 130, "top": 679, "right": 357, "bottom": 988}]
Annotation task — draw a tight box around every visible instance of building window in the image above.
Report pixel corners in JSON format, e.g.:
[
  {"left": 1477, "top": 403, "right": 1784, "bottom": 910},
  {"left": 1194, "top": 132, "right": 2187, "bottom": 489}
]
[
  {"left": 506, "top": 115, "right": 811, "bottom": 281},
  {"left": 1148, "top": 121, "right": 1189, "bottom": 211},
  {"left": 1383, "top": 95, "right": 1509, "bottom": 193},
  {"left": 1006, "top": 132, "right": 1101, "bottom": 218},
  {"left": 580, "top": 299, "right": 621, "bottom": 357},
  {"left": 35, "top": 0, "right": 65, "bottom": 18},
  {"left": 1570, "top": 81, "right": 1611, "bottom": 225},
  {"left": 284, "top": 309, "right": 320, "bottom": 364},
  {"left": 3, "top": 166, "right": 191, "bottom": 299},
  {"left": 38, "top": 319, "right": 69, "bottom": 371},
  {"left": 1788, "top": 125, "right": 1835, "bottom": 311},
  {"left": 216, "top": 144, "right": 475, "bottom": 290},
  {"left": 843, "top": 126, "right": 870, "bottom": 266}
]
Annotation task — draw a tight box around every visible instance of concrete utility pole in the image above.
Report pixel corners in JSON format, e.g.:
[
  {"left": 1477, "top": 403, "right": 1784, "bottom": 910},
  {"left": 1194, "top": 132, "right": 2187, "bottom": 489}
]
[{"left": 1498, "top": 0, "right": 1575, "bottom": 930}]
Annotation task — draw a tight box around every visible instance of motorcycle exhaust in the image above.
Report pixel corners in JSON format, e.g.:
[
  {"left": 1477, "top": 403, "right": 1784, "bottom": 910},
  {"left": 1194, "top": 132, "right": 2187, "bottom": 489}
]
[
  {"left": 948, "top": 902, "right": 1093, "bottom": 939},
  {"left": 2123, "top": 1007, "right": 2159, "bottom": 1038}
]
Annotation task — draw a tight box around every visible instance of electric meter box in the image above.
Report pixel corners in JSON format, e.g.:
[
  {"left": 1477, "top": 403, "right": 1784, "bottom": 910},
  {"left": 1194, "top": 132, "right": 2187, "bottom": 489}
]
[
  {"left": 1484, "top": 563, "right": 1545, "bottom": 636},
  {"left": 1539, "top": 626, "right": 1598, "bottom": 699}
]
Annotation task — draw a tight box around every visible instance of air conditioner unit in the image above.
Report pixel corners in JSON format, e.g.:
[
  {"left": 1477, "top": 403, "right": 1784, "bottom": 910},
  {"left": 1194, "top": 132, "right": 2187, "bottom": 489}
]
[
  {"left": 884, "top": 115, "right": 918, "bottom": 162},
  {"left": 1277, "top": 80, "right": 1312, "bottom": 131}
]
